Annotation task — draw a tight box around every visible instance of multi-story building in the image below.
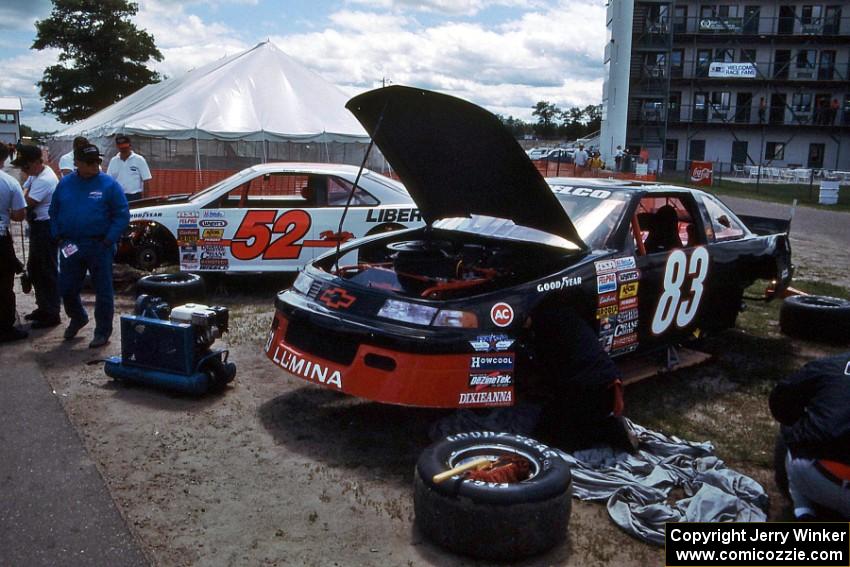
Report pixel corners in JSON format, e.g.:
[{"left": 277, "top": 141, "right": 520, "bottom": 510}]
[
  {"left": 600, "top": 1, "right": 850, "bottom": 173},
  {"left": 0, "top": 97, "right": 22, "bottom": 145}
]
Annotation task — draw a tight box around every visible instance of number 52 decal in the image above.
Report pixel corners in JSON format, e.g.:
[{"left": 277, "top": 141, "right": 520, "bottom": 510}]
[
  {"left": 231, "top": 210, "right": 312, "bottom": 260},
  {"left": 651, "top": 246, "right": 709, "bottom": 335}
]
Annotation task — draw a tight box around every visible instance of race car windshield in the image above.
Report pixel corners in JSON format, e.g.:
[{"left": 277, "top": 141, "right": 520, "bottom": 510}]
[
  {"left": 432, "top": 216, "right": 581, "bottom": 250},
  {"left": 554, "top": 189, "right": 630, "bottom": 250}
]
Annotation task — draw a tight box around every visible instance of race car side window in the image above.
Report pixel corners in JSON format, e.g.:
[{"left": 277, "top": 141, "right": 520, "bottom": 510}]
[
  {"left": 633, "top": 194, "right": 705, "bottom": 254},
  {"left": 327, "top": 177, "right": 379, "bottom": 207},
  {"left": 210, "top": 173, "right": 315, "bottom": 209},
  {"left": 700, "top": 195, "right": 746, "bottom": 242}
]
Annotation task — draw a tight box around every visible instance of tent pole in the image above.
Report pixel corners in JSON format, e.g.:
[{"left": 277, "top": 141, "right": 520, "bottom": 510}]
[{"left": 194, "top": 130, "right": 201, "bottom": 191}]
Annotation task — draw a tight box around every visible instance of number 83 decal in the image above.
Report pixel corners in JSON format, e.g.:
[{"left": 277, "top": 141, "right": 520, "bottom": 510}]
[{"left": 651, "top": 246, "right": 709, "bottom": 335}]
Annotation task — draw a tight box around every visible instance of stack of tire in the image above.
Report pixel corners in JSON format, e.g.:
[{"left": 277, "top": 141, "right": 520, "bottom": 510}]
[
  {"left": 414, "top": 432, "right": 572, "bottom": 561},
  {"left": 135, "top": 273, "right": 206, "bottom": 306},
  {"left": 779, "top": 295, "right": 850, "bottom": 344}
]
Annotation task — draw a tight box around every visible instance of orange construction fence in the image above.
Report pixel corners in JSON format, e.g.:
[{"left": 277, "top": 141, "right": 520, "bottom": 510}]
[{"left": 532, "top": 161, "right": 657, "bottom": 182}]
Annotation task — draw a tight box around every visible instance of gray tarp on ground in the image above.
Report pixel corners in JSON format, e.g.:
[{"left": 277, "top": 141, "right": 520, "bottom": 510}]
[{"left": 558, "top": 420, "right": 768, "bottom": 546}]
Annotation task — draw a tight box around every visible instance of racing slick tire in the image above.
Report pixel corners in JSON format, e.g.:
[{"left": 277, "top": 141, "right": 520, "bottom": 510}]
[
  {"left": 134, "top": 242, "right": 161, "bottom": 272},
  {"left": 136, "top": 273, "right": 205, "bottom": 306},
  {"left": 414, "top": 432, "right": 572, "bottom": 561},
  {"left": 779, "top": 295, "right": 850, "bottom": 344}
]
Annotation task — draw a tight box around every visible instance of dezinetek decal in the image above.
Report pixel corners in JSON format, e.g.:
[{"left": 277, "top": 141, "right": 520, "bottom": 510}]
[{"left": 490, "top": 302, "right": 514, "bottom": 327}]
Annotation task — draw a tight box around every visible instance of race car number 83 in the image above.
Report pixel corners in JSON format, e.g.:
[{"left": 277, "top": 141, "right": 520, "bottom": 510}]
[
  {"left": 651, "top": 246, "right": 709, "bottom": 335},
  {"left": 231, "top": 210, "right": 312, "bottom": 260}
]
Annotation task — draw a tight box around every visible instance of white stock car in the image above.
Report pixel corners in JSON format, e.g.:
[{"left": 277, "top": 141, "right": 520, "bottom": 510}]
[{"left": 119, "top": 163, "right": 422, "bottom": 272}]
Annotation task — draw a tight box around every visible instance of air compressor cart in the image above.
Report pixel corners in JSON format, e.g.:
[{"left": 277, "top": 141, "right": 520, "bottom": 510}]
[{"left": 104, "top": 295, "right": 236, "bottom": 395}]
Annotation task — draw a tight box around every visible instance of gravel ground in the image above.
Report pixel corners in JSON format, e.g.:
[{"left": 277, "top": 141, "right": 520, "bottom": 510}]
[{"left": 8, "top": 196, "right": 850, "bottom": 567}]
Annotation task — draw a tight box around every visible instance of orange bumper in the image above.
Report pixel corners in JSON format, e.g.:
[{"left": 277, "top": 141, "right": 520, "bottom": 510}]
[{"left": 264, "top": 312, "right": 515, "bottom": 408}]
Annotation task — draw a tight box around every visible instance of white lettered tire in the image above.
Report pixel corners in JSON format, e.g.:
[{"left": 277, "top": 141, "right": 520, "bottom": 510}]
[{"left": 414, "top": 431, "right": 572, "bottom": 561}]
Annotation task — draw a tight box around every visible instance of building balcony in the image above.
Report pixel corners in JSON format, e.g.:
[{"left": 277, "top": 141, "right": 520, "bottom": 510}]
[
  {"left": 668, "top": 60, "right": 848, "bottom": 84},
  {"left": 654, "top": 104, "right": 850, "bottom": 128},
  {"left": 671, "top": 15, "right": 850, "bottom": 41}
]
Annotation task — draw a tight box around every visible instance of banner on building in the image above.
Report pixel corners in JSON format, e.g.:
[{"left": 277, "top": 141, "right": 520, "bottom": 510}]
[
  {"left": 699, "top": 17, "right": 743, "bottom": 32},
  {"left": 708, "top": 62, "right": 757, "bottom": 78},
  {"left": 690, "top": 161, "right": 713, "bottom": 186}
]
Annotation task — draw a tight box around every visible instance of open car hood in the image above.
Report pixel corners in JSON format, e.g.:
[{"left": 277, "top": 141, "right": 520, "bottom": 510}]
[{"left": 346, "top": 86, "right": 586, "bottom": 249}]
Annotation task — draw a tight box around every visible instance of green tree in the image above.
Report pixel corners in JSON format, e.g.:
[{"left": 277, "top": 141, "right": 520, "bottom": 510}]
[
  {"left": 531, "top": 101, "right": 560, "bottom": 138},
  {"left": 32, "top": 0, "right": 163, "bottom": 123}
]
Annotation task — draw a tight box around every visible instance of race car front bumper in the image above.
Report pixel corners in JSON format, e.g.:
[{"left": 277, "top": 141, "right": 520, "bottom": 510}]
[{"left": 264, "top": 292, "right": 516, "bottom": 408}]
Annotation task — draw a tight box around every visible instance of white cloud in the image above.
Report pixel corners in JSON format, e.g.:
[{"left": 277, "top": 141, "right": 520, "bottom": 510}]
[
  {"left": 0, "top": 0, "right": 51, "bottom": 31},
  {"left": 1, "top": 0, "right": 606, "bottom": 130}
]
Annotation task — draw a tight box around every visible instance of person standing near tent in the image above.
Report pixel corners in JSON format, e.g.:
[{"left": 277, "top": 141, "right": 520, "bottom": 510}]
[
  {"left": 12, "top": 145, "right": 61, "bottom": 328},
  {"left": 106, "top": 134, "right": 151, "bottom": 202},
  {"left": 50, "top": 144, "right": 129, "bottom": 348},
  {"left": 58, "top": 136, "right": 90, "bottom": 177}
]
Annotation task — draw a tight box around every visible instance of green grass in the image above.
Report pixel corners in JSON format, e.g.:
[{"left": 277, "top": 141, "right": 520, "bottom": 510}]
[
  {"left": 670, "top": 178, "right": 850, "bottom": 212},
  {"left": 626, "top": 279, "right": 849, "bottom": 471}
]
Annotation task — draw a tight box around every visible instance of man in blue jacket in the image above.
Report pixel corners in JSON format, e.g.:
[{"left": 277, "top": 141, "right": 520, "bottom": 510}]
[{"left": 49, "top": 144, "right": 129, "bottom": 348}]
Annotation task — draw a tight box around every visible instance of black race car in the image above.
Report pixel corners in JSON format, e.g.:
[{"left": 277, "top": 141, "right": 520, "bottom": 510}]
[{"left": 263, "top": 86, "right": 793, "bottom": 409}]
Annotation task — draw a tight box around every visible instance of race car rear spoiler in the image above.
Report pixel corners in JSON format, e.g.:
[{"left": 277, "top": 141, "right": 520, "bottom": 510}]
[{"left": 737, "top": 214, "right": 791, "bottom": 236}]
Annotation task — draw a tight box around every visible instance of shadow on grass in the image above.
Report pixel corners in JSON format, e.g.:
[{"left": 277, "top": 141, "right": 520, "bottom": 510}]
[{"left": 258, "top": 387, "right": 448, "bottom": 484}]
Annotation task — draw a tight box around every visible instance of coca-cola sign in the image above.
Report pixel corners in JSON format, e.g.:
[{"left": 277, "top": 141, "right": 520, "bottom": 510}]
[{"left": 689, "top": 161, "right": 713, "bottom": 186}]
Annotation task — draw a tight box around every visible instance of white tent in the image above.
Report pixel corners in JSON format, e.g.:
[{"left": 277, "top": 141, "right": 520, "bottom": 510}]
[{"left": 49, "top": 41, "right": 376, "bottom": 169}]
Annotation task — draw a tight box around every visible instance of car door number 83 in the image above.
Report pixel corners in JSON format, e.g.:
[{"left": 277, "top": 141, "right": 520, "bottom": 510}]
[{"left": 651, "top": 246, "right": 709, "bottom": 335}]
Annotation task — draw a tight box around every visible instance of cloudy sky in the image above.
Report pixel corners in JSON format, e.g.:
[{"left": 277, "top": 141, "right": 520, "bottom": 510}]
[{"left": 0, "top": 0, "right": 607, "bottom": 132}]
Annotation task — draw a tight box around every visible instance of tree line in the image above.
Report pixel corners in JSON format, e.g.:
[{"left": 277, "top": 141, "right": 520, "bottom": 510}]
[{"left": 499, "top": 102, "right": 602, "bottom": 140}]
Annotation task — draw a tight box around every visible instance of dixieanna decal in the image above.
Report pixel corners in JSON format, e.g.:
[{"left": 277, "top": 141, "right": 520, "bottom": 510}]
[{"left": 458, "top": 390, "right": 513, "bottom": 406}]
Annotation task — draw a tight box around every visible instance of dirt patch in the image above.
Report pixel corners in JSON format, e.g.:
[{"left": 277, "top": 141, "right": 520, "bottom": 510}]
[{"left": 12, "top": 202, "right": 850, "bottom": 566}]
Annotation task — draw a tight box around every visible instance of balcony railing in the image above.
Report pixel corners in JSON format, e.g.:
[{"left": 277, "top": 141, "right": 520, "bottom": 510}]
[
  {"left": 672, "top": 15, "right": 849, "bottom": 36},
  {"left": 668, "top": 60, "right": 848, "bottom": 82},
  {"left": 643, "top": 104, "right": 850, "bottom": 127}
]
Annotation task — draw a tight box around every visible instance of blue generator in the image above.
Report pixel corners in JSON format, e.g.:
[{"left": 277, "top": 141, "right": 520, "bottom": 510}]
[{"left": 104, "top": 296, "right": 236, "bottom": 395}]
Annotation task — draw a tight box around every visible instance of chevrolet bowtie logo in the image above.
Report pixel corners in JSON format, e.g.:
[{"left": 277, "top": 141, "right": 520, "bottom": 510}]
[{"left": 318, "top": 287, "right": 357, "bottom": 309}]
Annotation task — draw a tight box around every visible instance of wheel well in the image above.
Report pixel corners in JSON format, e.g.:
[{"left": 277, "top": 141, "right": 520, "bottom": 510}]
[{"left": 130, "top": 221, "right": 179, "bottom": 259}]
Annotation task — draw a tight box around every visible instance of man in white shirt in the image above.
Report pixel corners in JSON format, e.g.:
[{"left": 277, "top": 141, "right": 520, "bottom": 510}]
[
  {"left": 106, "top": 134, "right": 152, "bottom": 202},
  {"left": 0, "top": 144, "right": 28, "bottom": 343},
  {"left": 12, "top": 145, "right": 61, "bottom": 327},
  {"left": 574, "top": 144, "right": 589, "bottom": 177},
  {"left": 58, "top": 136, "right": 90, "bottom": 177}
]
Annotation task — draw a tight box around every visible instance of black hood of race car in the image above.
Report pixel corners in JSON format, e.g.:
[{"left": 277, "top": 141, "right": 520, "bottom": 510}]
[{"left": 346, "top": 86, "right": 586, "bottom": 249}]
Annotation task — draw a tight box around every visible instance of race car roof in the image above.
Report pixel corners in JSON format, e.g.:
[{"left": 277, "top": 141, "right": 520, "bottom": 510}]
[{"left": 346, "top": 86, "right": 586, "bottom": 249}]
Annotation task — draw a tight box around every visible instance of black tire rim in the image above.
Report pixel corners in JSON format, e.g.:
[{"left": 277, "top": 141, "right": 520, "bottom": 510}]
[{"left": 136, "top": 248, "right": 158, "bottom": 271}]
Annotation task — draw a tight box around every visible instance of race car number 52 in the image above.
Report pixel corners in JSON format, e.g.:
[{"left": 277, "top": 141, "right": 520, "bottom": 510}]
[
  {"left": 231, "top": 210, "right": 312, "bottom": 260},
  {"left": 651, "top": 247, "right": 709, "bottom": 335}
]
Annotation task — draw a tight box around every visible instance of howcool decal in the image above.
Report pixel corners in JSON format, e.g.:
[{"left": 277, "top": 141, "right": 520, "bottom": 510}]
[
  {"left": 490, "top": 302, "right": 514, "bottom": 327},
  {"left": 469, "top": 354, "right": 515, "bottom": 372}
]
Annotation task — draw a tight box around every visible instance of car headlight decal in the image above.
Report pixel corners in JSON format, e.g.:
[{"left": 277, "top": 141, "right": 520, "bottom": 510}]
[
  {"left": 433, "top": 310, "right": 478, "bottom": 328},
  {"left": 292, "top": 271, "right": 313, "bottom": 295},
  {"left": 377, "top": 299, "right": 438, "bottom": 325}
]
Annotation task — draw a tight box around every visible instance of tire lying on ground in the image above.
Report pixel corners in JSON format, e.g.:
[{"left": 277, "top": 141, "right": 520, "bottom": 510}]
[
  {"left": 136, "top": 273, "right": 206, "bottom": 306},
  {"left": 414, "top": 431, "right": 572, "bottom": 561},
  {"left": 779, "top": 295, "right": 850, "bottom": 344}
]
